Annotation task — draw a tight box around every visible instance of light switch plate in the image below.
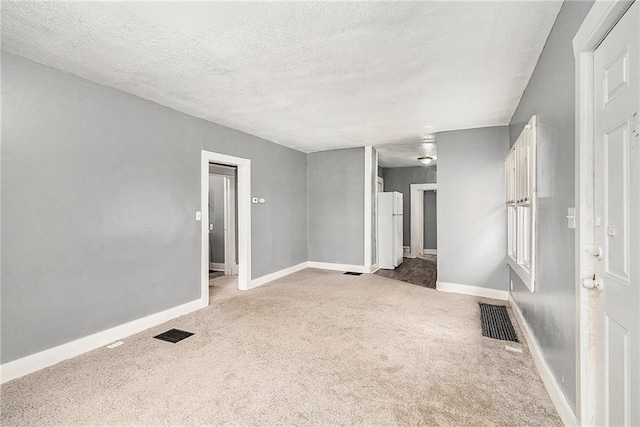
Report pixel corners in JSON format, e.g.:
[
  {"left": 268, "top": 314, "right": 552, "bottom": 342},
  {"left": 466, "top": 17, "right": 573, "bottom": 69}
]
[
  {"left": 252, "top": 197, "right": 259, "bottom": 204},
  {"left": 196, "top": 211, "right": 202, "bottom": 221},
  {"left": 567, "top": 207, "right": 575, "bottom": 229}
]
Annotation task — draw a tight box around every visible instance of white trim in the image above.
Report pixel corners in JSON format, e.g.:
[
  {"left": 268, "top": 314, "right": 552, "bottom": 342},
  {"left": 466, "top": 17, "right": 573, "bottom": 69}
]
[
  {"left": 436, "top": 281, "right": 508, "bottom": 301},
  {"left": 505, "top": 115, "right": 538, "bottom": 292},
  {"left": 374, "top": 151, "right": 380, "bottom": 267},
  {"left": 307, "top": 261, "right": 373, "bottom": 274},
  {"left": 423, "top": 249, "right": 437, "bottom": 255},
  {"left": 249, "top": 262, "right": 308, "bottom": 289},
  {"left": 572, "top": 2, "right": 633, "bottom": 423},
  {"left": 223, "top": 175, "right": 237, "bottom": 276},
  {"left": 0, "top": 298, "right": 205, "bottom": 384},
  {"left": 509, "top": 294, "right": 578, "bottom": 426},
  {"left": 209, "top": 262, "right": 225, "bottom": 271},
  {"left": 364, "top": 146, "right": 374, "bottom": 267},
  {"left": 377, "top": 176, "right": 384, "bottom": 191},
  {"left": 403, "top": 246, "right": 414, "bottom": 258},
  {"left": 507, "top": 256, "right": 534, "bottom": 290},
  {"left": 410, "top": 183, "right": 437, "bottom": 257},
  {"left": 201, "top": 150, "right": 251, "bottom": 295}
]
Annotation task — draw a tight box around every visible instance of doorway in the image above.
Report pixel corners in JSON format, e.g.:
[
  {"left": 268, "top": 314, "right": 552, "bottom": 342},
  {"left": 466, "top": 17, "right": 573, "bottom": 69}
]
[
  {"left": 422, "top": 189, "right": 437, "bottom": 255},
  {"left": 574, "top": 2, "right": 639, "bottom": 425},
  {"left": 410, "top": 183, "right": 438, "bottom": 257},
  {"left": 208, "top": 164, "right": 238, "bottom": 279},
  {"left": 201, "top": 150, "right": 251, "bottom": 299}
]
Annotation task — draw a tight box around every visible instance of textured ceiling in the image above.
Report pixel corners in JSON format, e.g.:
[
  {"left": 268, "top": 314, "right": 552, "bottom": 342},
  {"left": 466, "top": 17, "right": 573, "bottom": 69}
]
[
  {"left": 2, "top": 1, "right": 561, "bottom": 161},
  {"left": 378, "top": 140, "right": 439, "bottom": 169}
]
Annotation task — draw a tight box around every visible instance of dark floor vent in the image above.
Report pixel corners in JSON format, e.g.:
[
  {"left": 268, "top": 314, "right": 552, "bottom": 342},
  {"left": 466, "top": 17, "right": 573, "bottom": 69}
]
[
  {"left": 479, "top": 303, "right": 519, "bottom": 343},
  {"left": 154, "top": 329, "right": 194, "bottom": 343},
  {"left": 344, "top": 272, "right": 363, "bottom": 276}
]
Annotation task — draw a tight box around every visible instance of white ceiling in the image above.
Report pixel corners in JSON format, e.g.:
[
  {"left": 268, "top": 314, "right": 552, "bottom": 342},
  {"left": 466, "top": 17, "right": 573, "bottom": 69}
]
[
  {"left": 2, "top": 1, "right": 561, "bottom": 163},
  {"left": 378, "top": 140, "right": 439, "bottom": 169}
]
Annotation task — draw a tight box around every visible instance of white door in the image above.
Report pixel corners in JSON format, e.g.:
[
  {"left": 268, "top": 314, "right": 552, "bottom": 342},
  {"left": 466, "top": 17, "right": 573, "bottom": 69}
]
[{"left": 593, "top": 3, "right": 639, "bottom": 425}]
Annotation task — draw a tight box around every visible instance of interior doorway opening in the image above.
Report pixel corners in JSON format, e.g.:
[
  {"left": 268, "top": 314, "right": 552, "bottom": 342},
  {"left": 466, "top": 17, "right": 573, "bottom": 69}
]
[
  {"left": 208, "top": 164, "right": 238, "bottom": 280},
  {"left": 410, "top": 183, "right": 438, "bottom": 258},
  {"left": 201, "top": 150, "right": 251, "bottom": 300},
  {"left": 422, "top": 189, "right": 438, "bottom": 255}
]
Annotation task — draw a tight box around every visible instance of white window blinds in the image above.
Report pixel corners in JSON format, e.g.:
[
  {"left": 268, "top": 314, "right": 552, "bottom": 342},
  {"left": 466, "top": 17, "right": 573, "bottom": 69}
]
[
  {"left": 506, "top": 116, "right": 537, "bottom": 291},
  {"left": 507, "top": 122, "right": 533, "bottom": 207}
]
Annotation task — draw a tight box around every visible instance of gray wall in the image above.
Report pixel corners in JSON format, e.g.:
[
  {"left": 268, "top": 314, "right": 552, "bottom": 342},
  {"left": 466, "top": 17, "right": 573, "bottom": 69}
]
[
  {"left": 382, "top": 166, "right": 437, "bottom": 246},
  {"left": 1, "top": 52, "right": 308, "bottom": 363},
  {"left": 423, "top": 190, "right": 437, "bottom": 250},
  {"left": 308, "top": 148, "right": 364, "bottom": 266},
  {"left": 437, "top": 126, "right": 509, "bottom": 291},
  {"left": 508, "top": 0, "right": 593, "bottom": 412},
  {"left": 208, "top": 175, "right": 225, "bottom": 264}
]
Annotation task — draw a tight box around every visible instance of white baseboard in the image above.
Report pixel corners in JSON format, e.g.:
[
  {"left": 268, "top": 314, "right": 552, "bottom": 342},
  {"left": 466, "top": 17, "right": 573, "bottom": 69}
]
[
  {"left": 509, "top": 294, "right": 577, "bottom": 426},
  {"left": 423, "top": 249, "right": 437, "bottom": 255},
  {"left": 209, "top": 262, "right": 225, "bottom": 271},
  {"left": 366, "top": 264, "right": 379, "bottom": 274},
  {"left": 307, "top": 261, "right": 371, "bottom": 274},
  {"left": 0, "top": 298, "right": 206, "bottom": 384},
  {"left": 436, "top": 281, "right": 508, "bottom": 301},
  {"left": 249, "top": 262, "right": 308, "bottom": 289}
]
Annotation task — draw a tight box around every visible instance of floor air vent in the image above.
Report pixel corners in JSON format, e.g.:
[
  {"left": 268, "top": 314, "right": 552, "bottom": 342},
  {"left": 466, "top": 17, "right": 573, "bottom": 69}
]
[
  {"left": 479, "top": 303, "right": 519, "bottom": 343},
  {"left": 344, "top": 272, "right": 363, "bottom": 276},
  {"left": 153, "top": 328, "right": 194, "bottom": 343}
]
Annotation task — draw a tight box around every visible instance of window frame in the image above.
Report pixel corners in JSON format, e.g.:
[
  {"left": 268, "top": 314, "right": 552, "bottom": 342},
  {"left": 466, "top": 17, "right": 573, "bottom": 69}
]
[{"left": 506, "top": 116, "right": 537, "bottom": 291}]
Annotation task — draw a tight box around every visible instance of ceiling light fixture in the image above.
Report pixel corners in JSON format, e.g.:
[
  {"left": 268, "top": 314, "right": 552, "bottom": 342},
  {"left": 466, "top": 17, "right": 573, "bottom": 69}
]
[{"left": 418, "top": 156, "right": 434, "bottom": 165}]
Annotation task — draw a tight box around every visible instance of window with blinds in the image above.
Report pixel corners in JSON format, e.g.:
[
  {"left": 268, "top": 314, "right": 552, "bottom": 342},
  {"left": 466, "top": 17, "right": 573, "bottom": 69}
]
[{"left": 506, "top": 116, "right": 537, "bottom": 291}]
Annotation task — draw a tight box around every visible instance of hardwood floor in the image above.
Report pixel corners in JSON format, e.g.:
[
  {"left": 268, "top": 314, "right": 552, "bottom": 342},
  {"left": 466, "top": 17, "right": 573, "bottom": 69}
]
[
  {"left": 209, "top": 270, "right": 225, "bottom": 279},
  {"left": 374, "top": 255, "right": 437, "bottom": 289}
]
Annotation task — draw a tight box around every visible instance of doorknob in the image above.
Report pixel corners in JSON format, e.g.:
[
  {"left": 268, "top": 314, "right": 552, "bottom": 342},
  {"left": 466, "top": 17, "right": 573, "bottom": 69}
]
[
  {"left": 592, "top": 246, "right": 604, "bottom": 260},
  {"left": 582, "top": 275, "right": 603, "bottom": 291}
]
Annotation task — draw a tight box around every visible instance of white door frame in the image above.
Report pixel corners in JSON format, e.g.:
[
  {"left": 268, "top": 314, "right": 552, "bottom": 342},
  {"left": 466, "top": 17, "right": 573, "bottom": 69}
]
[
  {"left": 201, "top": 150, "right": 251, "bottom": 298},
  {"left": 573, "top": 1, "right": 636, "bottom": 423},
  {"left": 374, "top": 151, "right": 380, "bottom": 268},
  {"left": 223, "top": 175, "right": 238, "bottom": 276},
  {"left": 364, "top": 146, "right": 374, "bottom": 268},
  {"left": 377, "top": 176, "right": 384, "bottom": 192},
  {"left": 410, "top": 183, "right": 437, "bottom": 258}
]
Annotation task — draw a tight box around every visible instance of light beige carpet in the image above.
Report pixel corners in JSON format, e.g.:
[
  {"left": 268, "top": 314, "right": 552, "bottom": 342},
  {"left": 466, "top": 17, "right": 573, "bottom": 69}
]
[{"left": 0, "top": 269, "right": 561, "bottom": 426}]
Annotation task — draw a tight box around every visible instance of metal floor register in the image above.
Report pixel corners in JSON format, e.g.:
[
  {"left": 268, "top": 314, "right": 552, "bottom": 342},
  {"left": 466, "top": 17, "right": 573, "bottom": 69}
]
[{"left": 478, "top": 303, "right": 519, "bottom": 343}]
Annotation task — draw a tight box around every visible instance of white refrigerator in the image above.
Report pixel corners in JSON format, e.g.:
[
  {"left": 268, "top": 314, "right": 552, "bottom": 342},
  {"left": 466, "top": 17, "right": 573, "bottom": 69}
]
[{"left": 378, "top": 192, "right": 404, "bottom": 269}]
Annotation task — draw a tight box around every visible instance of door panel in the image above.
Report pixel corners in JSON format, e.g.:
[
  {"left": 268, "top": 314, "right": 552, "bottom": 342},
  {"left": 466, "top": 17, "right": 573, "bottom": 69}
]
[
  {"left": 604, "top": 120, "right": 631, "bottom": 282},
  {"left": 593, "top": 3, "right": 639, "bottom": 425},
  {"left": 605, "top": 314, "right": 631, "bottom": 426},
  {"left": 604, "top": 46, "right": 630, "bottom": 104}
]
